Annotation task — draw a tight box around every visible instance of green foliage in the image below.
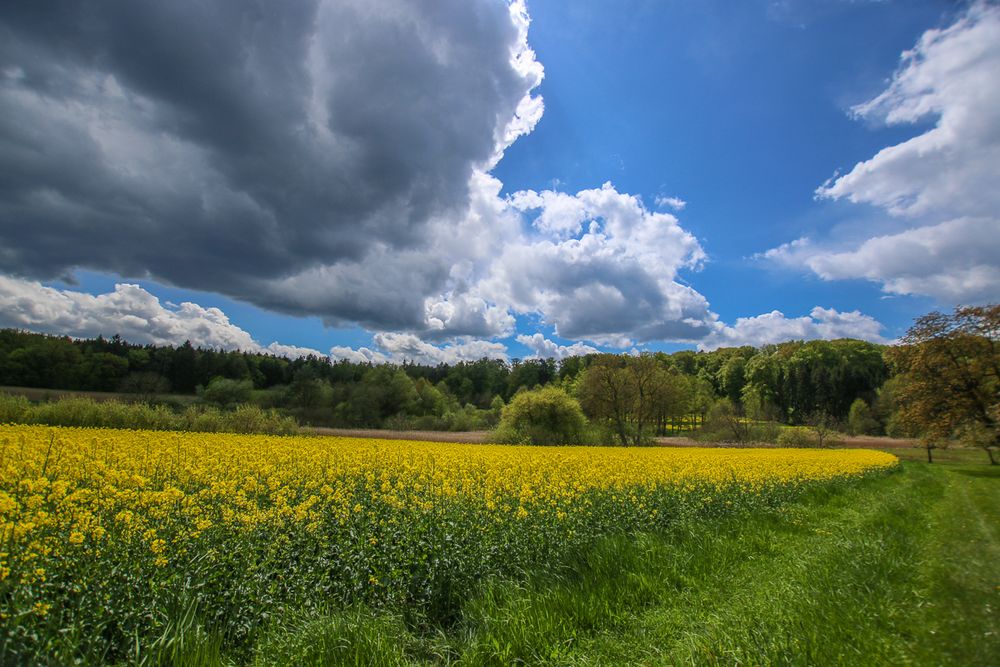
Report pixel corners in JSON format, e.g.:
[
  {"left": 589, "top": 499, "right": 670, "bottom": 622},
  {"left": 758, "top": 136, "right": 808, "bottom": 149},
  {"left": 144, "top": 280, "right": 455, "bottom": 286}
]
[
  {"left": 0, "top": 392, "right": 30, "bottom": 423},
  {"left": 198, "top": 376, "right": 254, "bottom": 407},
  {"left": 0, "top": 393, "right": 297, "bottom": 435},
  {"left": 493, "top": 386, "right": 587, "bottom": 445},
  {"left": 716, "top": 354, "right": 748, "bottom": 402},
  {"left": 776, "top": 426, "right": 818, "bottom": 448},
  {"left": 119, "top": 371, "right": 172, "bottom": 397},
  {"left": 577, "top": 354, "right": 690, "bottom": 446},
  {"left": 847, "top": 398, "right": 879, "bottom": 436},
  {"left": 743, "top": 339, "right": 887, "bottom": 423},
  {"left": 3, "top": 322, "right": 948, "bottom": 443},
  {"left": 342, "top": 366, "right": 418, "bottom": 427},
  {"left": 253, "top": 609, "right": 410, "bottom": 667},
  {"left": 888, "top": 304, "right": 999, "bottom": 463},
  {"left": 0, "top": 326, "right": 906, "bottom": 435},
  {"left": 221, "top": 404, "right": 298, "bottom": 435}
]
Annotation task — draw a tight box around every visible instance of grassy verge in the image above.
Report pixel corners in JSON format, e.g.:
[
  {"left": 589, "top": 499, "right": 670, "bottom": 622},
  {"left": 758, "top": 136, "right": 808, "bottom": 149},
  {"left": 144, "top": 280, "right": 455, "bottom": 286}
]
[{"left": 222, "top": 461, "right": 997, "bottom": 666}]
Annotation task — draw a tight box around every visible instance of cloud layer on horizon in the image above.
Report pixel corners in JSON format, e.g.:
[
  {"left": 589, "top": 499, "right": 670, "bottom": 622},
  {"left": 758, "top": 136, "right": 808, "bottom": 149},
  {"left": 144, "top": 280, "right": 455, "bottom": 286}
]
[
  {"left": 0, "top": 275, "right": 889, "bottom": 360},
  {"left": 0, "top": 275, "right": 325, "bottom": 358}
]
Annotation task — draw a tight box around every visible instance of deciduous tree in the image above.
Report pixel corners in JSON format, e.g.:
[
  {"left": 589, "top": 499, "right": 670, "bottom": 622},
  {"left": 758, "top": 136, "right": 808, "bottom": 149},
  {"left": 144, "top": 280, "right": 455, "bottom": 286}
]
[{"left": 888, "top": 305, "right": 999, "bottom": 464}]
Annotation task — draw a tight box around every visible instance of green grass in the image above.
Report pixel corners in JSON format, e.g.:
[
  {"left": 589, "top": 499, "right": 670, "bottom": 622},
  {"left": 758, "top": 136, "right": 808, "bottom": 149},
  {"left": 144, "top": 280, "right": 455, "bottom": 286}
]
[
  {"left": 885, "top": 444, "right": 994, "bottom": 465},
  {"left": 425, "top": 461, "right": 997, "bottom": 666},
  {"left": 71, "top": 460, "right": 1000, "bottom": 665}
]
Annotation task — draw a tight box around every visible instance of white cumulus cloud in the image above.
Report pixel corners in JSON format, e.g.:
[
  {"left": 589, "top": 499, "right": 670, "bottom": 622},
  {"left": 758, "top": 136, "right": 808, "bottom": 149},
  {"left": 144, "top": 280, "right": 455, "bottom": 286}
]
[
  {"left": 654, "top": 195, "right": 687, "bottom": 211},
  {"left": 765, "top": 3, "right": 1000, "bottom": 304},
  {"left": 0, "top": 276, "right": 324, "bottom": 358},
  {"left": 372, "top": 333, "right": 508, "bottom": 365},
  {"left": 478, "top": 182, "right": 712, "bottom": 346},
  {"left": 699, "top": 306, "right": 888, "bottom": 351},
  {"left": 817, "top": 2, "right": 1000, "bottom": 219},
  {"left": 515, "top": 333, "right": 601, "bottom": 360}
]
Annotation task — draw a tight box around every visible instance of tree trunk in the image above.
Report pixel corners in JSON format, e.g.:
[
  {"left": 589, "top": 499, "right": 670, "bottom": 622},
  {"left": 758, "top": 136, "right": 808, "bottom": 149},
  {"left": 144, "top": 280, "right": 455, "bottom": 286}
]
[
  {"left": 615, "top": 415, "right": 629, "bottom": 447},
  {"left": 988, "top": 446, "right": 998, "bottom": 465},
  {"left": 926, "top": 445, "right": 933, "bottom": 464}
]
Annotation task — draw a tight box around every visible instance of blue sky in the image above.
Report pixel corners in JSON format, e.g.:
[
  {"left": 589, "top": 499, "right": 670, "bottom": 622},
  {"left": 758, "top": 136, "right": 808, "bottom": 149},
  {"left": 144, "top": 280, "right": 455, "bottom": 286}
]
[
  {"left": 492, "top": 0, "right": 951, "bottom": 343},
  {"left": 1, "top": 0, "right": 997, "bottom": 364}
]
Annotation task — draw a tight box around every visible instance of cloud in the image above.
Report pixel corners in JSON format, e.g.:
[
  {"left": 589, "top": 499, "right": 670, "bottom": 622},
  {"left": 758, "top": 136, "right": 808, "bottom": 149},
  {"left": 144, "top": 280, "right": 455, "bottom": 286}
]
[
  {"left": 423, "top": 292, "right": 516, "bottom": 340},
  {"left": 0, "top": 0, "right": 542, "bottom": 330},
  {"left": 0, "top": 274, "right": 508, "bottom": 364},
  {"left": 699, "top": 306, "right": 888, "bottom": 351},
  {"left": 371, "top": 332, "right": 508, "bottom": 365},
  {"left": 330, "top": 335, "right": 509, "bottom": 366},
  {"left": 776, "top": 218, "right": 1000, "bottom": 302},
  {"left": 4, "top": 0, "right": 897, "bottom": 355},
  {"left": 0, "top": 276, "right": 324, "bottom": 357},
  {"left": 0, "top": 1, "right": 728, "bottom": 348},
  {"left": 766, "top": 3, "right": 1000, "bottom": 304},
  {"left": 515, "top": 333, "right": 600, "bottom": 360},
  {"left": 817, "top": 2, "right": 1000, "bottom": 219},
  {"left": 0, "top": 274, "right": 891, "bottom": 367},
  {"left": 654, "top": 195, "right": 687, "bottom": 211},
  {"left": 262, "top": 342, "right": 328, "bottom": 360},
  {"left": 480, "top": 182, "right": 713, "bottom": 346},
  {"left": 327, "top": 346, "right": 389, "bottom": 365}
]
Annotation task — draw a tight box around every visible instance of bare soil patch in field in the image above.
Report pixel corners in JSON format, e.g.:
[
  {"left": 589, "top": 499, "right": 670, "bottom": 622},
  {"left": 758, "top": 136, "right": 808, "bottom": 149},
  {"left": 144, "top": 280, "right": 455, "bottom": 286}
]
[
  {"left": 837, "top": 435, "right": 918, "bottom": 449},
  {"left": 301, "top": 430, "right": 923, "bottom": 449},
  {"left": 303, "top": 427, "right": 491, "bottom": 443}
]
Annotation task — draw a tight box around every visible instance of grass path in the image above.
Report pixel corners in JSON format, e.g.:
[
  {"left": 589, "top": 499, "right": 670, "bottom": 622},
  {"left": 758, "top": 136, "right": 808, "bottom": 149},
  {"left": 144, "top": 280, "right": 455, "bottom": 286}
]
[
  {"left": 414, "top": 462, "right": 1000, "bottom": 666},
  {"left": 908, "top": 465, "right": 1000, "bottom": 666}
]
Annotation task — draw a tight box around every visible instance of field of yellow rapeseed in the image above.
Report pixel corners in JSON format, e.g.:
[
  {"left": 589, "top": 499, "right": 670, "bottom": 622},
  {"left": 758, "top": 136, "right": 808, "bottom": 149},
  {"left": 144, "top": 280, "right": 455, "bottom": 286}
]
[{"left": 0, "top": 424, "right": 897, "bottom": 662}]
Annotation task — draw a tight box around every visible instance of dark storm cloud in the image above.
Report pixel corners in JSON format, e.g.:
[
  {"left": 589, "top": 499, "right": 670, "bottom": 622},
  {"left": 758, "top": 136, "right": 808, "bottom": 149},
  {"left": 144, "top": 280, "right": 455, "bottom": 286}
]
[{"left": 0, "top": 0, "right": 539, "bottom": 328}]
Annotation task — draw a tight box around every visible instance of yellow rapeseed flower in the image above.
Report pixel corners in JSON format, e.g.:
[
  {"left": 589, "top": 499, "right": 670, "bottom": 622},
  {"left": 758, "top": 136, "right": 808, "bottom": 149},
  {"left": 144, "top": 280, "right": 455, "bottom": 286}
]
[{"left": 0, "top": 422, "right": 898, "bottom": 628}]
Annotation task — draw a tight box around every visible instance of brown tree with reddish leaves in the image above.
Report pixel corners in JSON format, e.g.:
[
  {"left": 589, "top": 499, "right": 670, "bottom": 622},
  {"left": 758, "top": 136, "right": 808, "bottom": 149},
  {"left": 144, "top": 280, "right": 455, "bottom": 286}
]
[{"left": 888, "top": 305, "right": 1000, "bottom": 464}]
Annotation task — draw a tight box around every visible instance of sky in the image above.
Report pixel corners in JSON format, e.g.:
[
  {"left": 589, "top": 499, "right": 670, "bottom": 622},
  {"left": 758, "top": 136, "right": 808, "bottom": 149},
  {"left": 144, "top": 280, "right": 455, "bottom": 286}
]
[{"left": 0, "top": 0, "right": 998, "bottom": 365}]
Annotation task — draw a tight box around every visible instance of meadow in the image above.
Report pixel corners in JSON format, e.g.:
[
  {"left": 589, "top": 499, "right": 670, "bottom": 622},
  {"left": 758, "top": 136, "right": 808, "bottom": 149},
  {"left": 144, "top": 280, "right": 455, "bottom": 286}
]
[{"left": 0, "top": 425, "right": 901, "bottom": 664}]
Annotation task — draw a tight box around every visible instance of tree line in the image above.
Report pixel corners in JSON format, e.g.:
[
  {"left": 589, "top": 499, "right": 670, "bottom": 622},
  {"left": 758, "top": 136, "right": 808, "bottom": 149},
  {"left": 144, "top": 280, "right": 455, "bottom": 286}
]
[
  {"left": 0, "top": 328, "right": 889, "bottom": 432},
  {"left": 0, "top": 303, "right": 995, "bottom": 462}
]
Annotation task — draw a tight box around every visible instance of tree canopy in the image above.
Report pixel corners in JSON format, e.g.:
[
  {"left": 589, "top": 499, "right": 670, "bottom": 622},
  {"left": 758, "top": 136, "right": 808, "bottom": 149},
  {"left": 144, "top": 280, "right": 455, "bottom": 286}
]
[{"left": 888, "top": 305, "right": 1000, "bottom": 464}]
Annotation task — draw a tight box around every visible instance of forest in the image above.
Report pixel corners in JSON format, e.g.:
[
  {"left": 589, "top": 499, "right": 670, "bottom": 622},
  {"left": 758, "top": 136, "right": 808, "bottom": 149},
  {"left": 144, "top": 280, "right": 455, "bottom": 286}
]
[{"left": 0, "top": 326, "right": 894, "bottom": 436}]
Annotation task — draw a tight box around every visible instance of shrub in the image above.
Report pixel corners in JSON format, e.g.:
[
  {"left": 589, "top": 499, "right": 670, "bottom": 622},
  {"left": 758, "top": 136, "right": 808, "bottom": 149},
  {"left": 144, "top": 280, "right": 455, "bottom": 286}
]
[
  {"left": 0, "top": 393, "right": 30, "bottom": 423},
  {"left": 222, "top": 404, "right": 298, "bottom": 435},
  {"left": 776, "top": 427, "right": 817, "bottom": 448},
  {"left": 0, "top": 395, "right": 299, "bottom": 436},
  {"left": 847, "top": 398, "right": 880, "bottom": 436},
  {"left": 199, "top": 377, "right": 254, "bottom": 408},
  {"left": 492, "top": 386, "right": 587, "bottom": 446}
]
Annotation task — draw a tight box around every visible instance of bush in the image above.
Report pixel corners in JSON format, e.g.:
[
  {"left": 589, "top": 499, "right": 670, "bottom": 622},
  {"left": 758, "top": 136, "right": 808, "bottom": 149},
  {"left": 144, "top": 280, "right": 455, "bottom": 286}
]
[
  {"left": 0, "top": 395, "right": 299, "bottom": 436},
  {"left": 696, "top": 400, "right": 779, "bottom": 445},
  {"left": 199, "top": 377, "right": 254, "bottom": 408},
  {"left": 847, "top": 398, "right": 879, "bottom": 436},
  {"left": 775, "top": 425, "right": 846, "bottom": 448},
  {"left": 222, "top": 404, "right": 298, "bottom": 435},
  {"left": 0, "top": 393, "right": 30, "bottom": 423},
  {"left": 776, "top": 427, "right": 817, "bottom": 448},
  {"left": 492, "top": 387, "right": 587, "bottom": 446}
]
